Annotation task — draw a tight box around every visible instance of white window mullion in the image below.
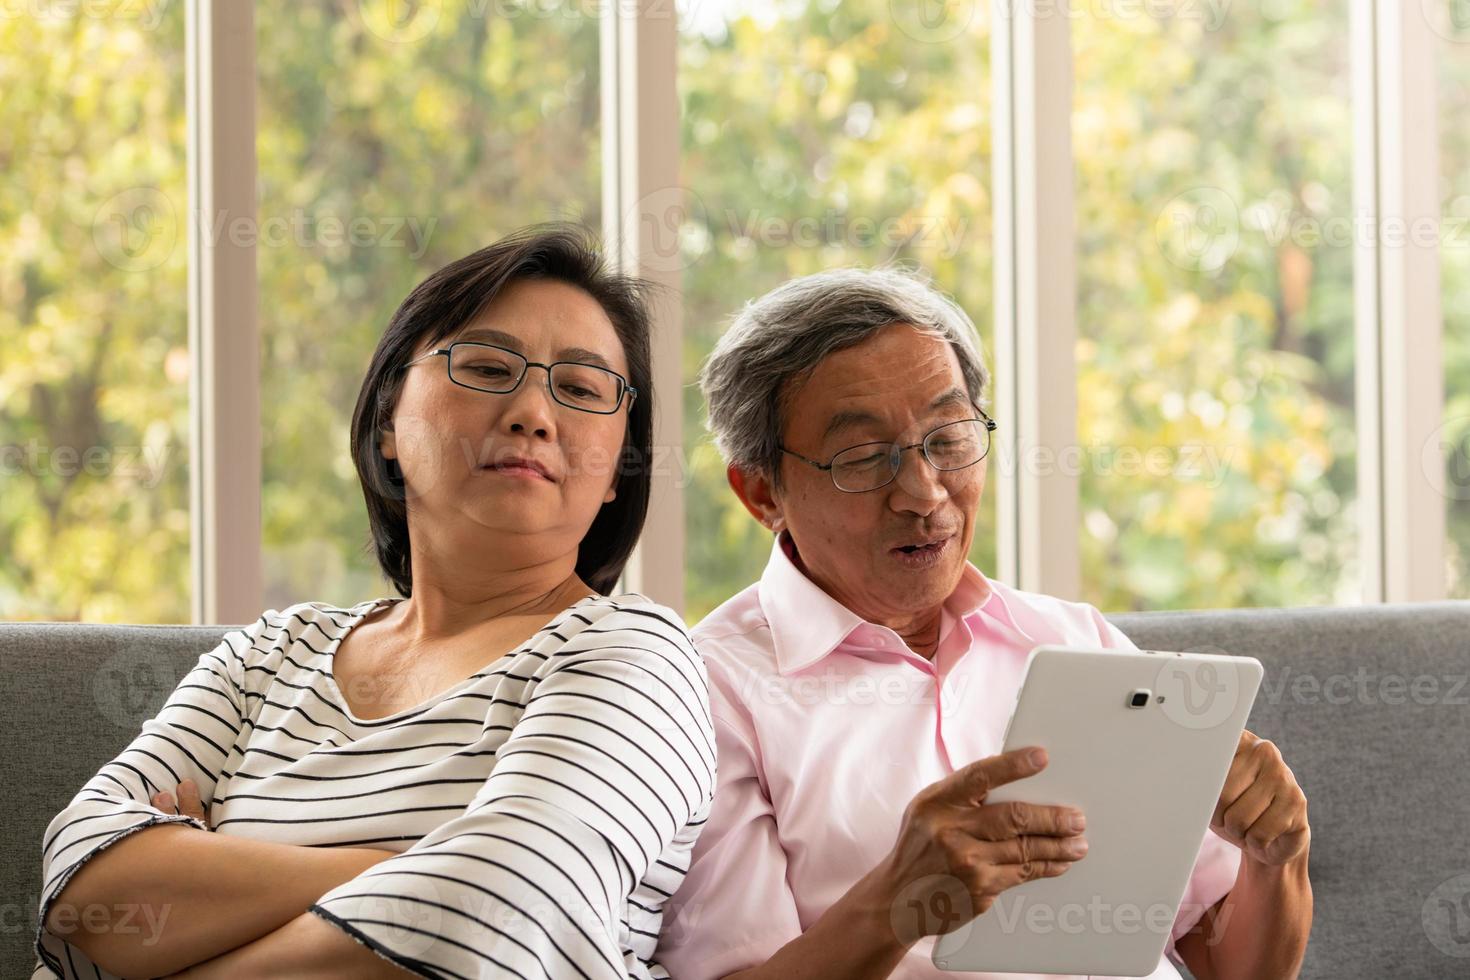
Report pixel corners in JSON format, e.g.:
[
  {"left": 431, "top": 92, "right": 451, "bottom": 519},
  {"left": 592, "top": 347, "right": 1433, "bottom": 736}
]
[
  {"left": 1351, "top": 0, "right": 1384, "bottom": 602},
  {"left": 186, "top": 0, "right": 261, "bottom": 624},
  {"left": 601, "top": 0, "right": 685, "bottom": 614},
  {"left": 1353, "top": 0, "right": 1445, "bottom": 604},
  {"left": 991, "top": 2, "right": 1020, "bottom": 588},
  {"left": 992, "top": 4, "right": 1080, "bottom": 599}
]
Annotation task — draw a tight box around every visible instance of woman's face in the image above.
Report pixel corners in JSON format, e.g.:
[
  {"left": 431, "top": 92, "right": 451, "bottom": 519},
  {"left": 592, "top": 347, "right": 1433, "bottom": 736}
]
[{"left": 381, "top": 278, "right": 631, "bottom": 563}]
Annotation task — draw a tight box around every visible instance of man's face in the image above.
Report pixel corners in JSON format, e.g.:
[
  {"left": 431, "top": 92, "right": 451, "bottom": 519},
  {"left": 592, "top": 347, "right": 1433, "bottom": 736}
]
[{"left": 750, "top": 322, "right": 987, "bottom": 623}]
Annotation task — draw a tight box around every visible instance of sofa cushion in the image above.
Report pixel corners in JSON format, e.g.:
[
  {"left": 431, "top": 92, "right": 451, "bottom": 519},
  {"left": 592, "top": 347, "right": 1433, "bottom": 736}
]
[{"left": 3, "top": 602, "right": 1468, "bottom": 979}]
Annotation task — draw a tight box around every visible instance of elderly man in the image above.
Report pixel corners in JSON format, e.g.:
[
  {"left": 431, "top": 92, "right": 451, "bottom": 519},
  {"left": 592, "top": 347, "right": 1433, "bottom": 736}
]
[{"left": 657, "top": 268, "right": 1312, "bottom": 980}]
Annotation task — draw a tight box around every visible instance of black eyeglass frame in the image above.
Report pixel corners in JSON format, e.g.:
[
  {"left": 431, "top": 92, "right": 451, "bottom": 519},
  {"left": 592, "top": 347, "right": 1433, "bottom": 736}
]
[
  {"left": 779, "top": 410, "right": 999, "bottom": 493},
  {"left": 406, "top": 341, "right": 638, "bottom": 415}
]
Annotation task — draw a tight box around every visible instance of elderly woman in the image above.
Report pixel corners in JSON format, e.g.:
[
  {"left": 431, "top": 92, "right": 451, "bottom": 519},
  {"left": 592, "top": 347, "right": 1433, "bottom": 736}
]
[
  {"left": 34, "top": 225, "right": 715, "bottom": 980},
  {"left": 657, "top": 268, "right": 1311, "bottom": 980}
]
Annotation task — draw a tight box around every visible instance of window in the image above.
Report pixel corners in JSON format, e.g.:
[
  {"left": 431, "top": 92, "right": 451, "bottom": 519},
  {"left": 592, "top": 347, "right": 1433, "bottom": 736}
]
[
  {"left": 0, "top": 7, "right": 190, "bottom": 621},
  {"left": 255, "top": 0, "right": 601, "bottom": 609},
  {"left": 679, "top": 0, "right": 996, "bottom": 622},
  {"left": 1073, "top": 2, "right": 1359, "bottom": 610},
  {"left": 4, "top": 2, "right": 1457, "bottom": 622}
]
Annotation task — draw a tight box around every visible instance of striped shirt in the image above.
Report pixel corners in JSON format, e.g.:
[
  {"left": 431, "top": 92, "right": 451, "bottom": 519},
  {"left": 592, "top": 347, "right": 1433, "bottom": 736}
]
[{"left": 34, "top": 593, "right": 716, "bottom": 979}]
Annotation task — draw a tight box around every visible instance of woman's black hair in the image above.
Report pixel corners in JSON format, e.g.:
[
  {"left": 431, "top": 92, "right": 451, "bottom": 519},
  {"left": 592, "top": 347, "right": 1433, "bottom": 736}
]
[{"left": 349, "top": 223, "right": 655, "bottom": 597}]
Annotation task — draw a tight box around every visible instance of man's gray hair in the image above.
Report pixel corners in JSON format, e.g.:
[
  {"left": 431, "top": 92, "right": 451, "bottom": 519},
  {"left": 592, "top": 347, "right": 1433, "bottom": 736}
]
[{"left": 699, "top": 266, "right": 991, "bottom": 480}]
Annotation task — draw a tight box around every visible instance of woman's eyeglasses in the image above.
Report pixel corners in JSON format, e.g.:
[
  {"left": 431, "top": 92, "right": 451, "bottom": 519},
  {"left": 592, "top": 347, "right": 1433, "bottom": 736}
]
[{"left": 406, "top": 342, "right": 636, "bottom": 415}]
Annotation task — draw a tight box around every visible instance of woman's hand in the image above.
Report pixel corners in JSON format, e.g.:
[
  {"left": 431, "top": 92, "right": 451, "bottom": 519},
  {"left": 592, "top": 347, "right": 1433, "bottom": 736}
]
[{"left": 153, "top": 778, "right": 210, "bottom": 831}]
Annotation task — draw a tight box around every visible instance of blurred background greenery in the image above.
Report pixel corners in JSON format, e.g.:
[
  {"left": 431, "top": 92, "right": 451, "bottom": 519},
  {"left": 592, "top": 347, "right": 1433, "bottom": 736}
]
[{"left": 2, "top": 0, "right": 1468, "bottom": 623}]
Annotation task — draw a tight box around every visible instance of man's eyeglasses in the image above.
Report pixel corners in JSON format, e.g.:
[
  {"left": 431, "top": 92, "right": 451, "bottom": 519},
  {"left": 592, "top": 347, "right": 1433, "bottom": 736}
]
[
  {"left": 780, "top": 413, "right": 998, "bottom": 493},
  {"left": 406, "top": 342, "right": 636, "bottom": 415}
]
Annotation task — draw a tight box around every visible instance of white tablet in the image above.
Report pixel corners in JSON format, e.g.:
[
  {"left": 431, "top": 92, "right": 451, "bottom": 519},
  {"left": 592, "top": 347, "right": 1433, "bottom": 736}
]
[{"left": 932, "top": 645, "right": 1263, "bottom": 977}]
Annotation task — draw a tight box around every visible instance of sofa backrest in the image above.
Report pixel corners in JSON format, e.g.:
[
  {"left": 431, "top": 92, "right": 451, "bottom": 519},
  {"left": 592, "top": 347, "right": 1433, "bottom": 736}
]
[
  {"left": 2, "top": 622, "right": 232, "bottom": 975},
  {"left": 1110, "top": 602, "right": 1470, "bottom": 980},
  {"left": 3, "top": 603, "right": 1468, "bottom": 978}
]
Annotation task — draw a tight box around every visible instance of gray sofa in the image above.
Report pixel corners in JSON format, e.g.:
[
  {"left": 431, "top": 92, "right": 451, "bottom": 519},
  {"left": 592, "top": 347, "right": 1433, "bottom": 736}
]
[{"left": 4, "top": 603, "right": 1469, "bottom": 979}]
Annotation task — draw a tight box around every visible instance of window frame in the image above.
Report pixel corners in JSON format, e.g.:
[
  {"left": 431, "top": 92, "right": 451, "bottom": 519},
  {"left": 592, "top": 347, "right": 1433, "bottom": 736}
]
[
  {"left": 184, "top": 0, "right": 1447, "bottom": 622},
  {"left": 188, "top": 0, "right": 261, "bottom": 624}
]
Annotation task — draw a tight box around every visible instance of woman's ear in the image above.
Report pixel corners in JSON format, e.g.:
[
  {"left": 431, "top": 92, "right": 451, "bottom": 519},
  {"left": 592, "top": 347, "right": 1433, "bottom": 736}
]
[{"left": 380, "top": 422, "right": 397, "bottom": 461}]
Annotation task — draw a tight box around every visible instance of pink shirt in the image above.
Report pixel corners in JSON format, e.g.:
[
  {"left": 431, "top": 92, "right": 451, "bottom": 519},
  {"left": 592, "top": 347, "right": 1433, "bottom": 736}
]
[{"left": 658, "top": 532, "right": 1241, "bottom": 980}]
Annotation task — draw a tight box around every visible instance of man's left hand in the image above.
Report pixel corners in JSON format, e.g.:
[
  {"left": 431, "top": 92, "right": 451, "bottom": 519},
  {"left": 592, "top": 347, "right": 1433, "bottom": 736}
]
[{"left": 1210, "top": 729, "right": 1310, "bottom": 867}]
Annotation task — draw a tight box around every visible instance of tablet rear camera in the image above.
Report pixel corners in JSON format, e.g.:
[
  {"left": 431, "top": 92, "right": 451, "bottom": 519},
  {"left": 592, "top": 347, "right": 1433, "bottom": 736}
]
[{"left": 1128, "top": 689, "right": 1151, "bottom": 708}]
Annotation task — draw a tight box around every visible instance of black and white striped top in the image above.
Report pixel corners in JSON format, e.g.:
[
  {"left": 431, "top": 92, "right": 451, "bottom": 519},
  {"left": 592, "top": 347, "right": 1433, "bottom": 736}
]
[{"left": 34, "top": 593, "right": 716, "bottom": 979}]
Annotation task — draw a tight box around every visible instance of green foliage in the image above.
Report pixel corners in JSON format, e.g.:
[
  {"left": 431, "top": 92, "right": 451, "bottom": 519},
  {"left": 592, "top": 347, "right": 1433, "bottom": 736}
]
[
  {"left": 3, "top": 0, "right": 1467, "bottom": 622},
  {"left": 1073, "top": 1, "right": 1361, "bottom": 610},
  {"left": 1438, "top": 7, "right": 1470, "bottom": 596},
  {"left": 253, "top": 0, "right": 600, "bottom": 610},
  {"left": 679, "top": 0, "right": 997, "bottom": 622},
  {"left": 0, "top": 8, "right": 191, "bottom": 621}
]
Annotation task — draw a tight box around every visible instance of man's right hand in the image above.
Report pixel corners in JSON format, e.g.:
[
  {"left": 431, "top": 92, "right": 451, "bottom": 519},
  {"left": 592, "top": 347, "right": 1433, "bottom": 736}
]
[{"left": 873, "top": 746, "right": 1089, "bottom": 944}]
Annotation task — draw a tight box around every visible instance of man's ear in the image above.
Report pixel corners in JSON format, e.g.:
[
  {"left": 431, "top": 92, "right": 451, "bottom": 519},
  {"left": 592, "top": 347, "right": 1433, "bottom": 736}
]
[{"left": 726, "top": 464, "right": 785, "bottom": 533}]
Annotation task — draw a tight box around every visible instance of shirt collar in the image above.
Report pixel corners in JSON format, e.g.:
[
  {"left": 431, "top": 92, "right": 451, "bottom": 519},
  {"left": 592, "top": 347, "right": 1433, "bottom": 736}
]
[{"left": 756, "top": 530, "right": 1006, "bottom": 675}]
